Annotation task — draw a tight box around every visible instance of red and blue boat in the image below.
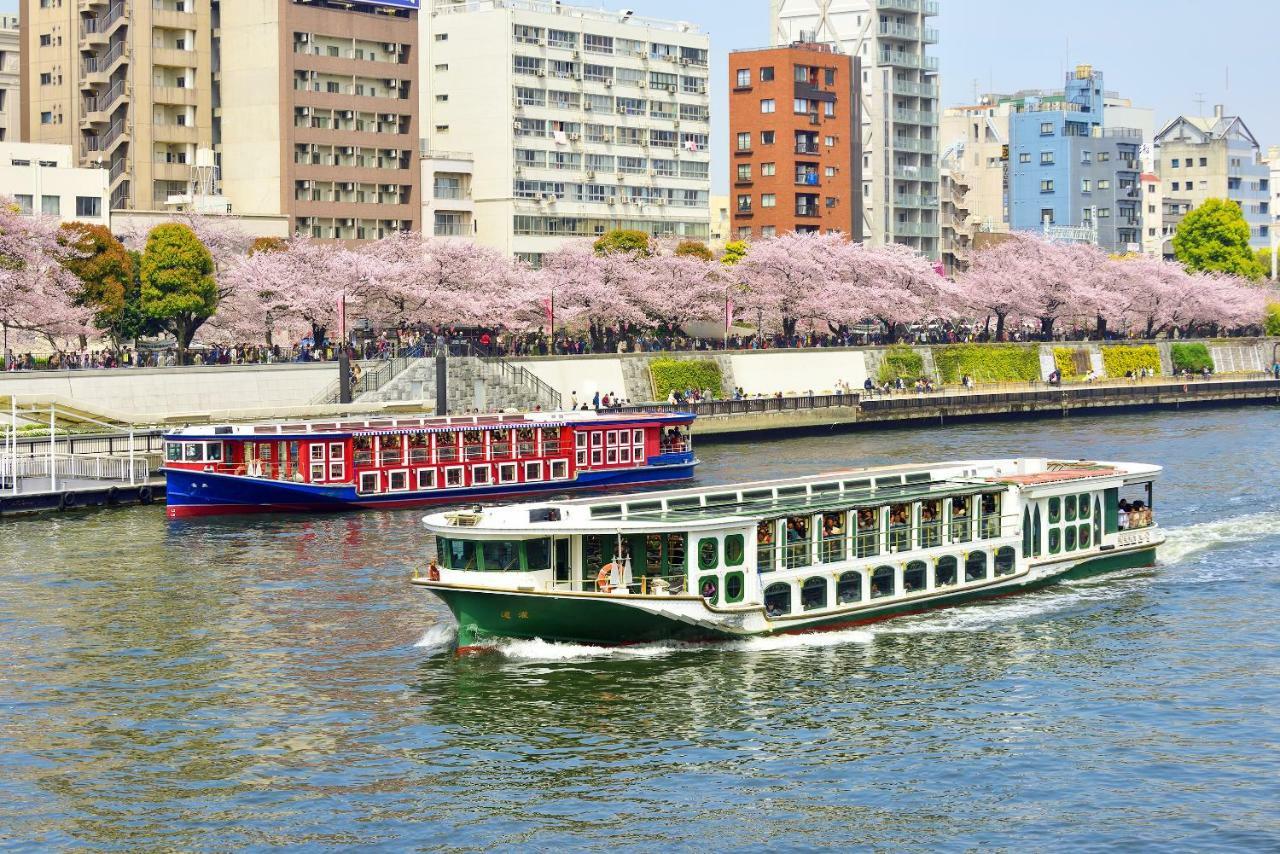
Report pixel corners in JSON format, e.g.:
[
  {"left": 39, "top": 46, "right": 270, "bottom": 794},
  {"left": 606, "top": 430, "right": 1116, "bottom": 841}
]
[{"left": 162, "top": 410, "right": 697, "bottom": 518}]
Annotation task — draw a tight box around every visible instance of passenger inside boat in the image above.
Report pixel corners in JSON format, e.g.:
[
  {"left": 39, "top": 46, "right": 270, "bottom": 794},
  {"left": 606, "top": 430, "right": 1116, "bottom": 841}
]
[
  {"left": 950, "top": 496, "right": 972, "bottom": 542},
  {"left": 785, "top": 516, "right": 810, "bottom": 567},
  {"left": 889, "top": 504, "right": 911, "bottom": 553},
  {"left": 660, "top": 428, "right": 689, "bottom": 454},
  {"left": 1118, "top": 482, "right": 1155, "bottom": 530},
  {"left": 756, "top": 520, "right": 776, "bottom": 571},
  {"left": 821, "top": 513, "right": 845, "bottom": 562},
  {"left": 856, "top": 509, "right": 879, "bottom": 557}
]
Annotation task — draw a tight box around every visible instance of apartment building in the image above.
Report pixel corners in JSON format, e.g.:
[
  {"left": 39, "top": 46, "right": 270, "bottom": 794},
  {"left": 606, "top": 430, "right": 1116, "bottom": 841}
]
[
  {"left": 1154, "top": 106, "right": 1270, "bottom": 250},
  {"left": 727, "top": 42, "right": 860, "bottom": 240},
  {"left": 20, "top": 0, "right": 215, "bottom": 213},
  {"left": 218, "top": 0, "right": 420, "bottom": 239},
  {"left": 939, "top": 99, "right": 1013, "bottom": 260},
  {"left": 0, "top": 141, "right": 110, "bottom": 226},
  {"left": 421, "top": 0, "right": 712, "bottom": 263},
  {"left": 0, "top": 15, "right": 18, "bottom": 142},
  {"left": 1138, "top": 171, "right": 1164, "bottom": 258},
  {"left": 772, "top": 0, "right": 939, "bottom": 258},
  {"left": 1008, "top": 67, "right": 1143, "bottom": 254}
]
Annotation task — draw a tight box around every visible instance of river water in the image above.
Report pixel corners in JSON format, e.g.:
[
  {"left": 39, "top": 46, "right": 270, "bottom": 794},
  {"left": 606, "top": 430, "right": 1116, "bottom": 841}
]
[{"left": 2, "top": 409, "right": 1279, "bottom": 851}]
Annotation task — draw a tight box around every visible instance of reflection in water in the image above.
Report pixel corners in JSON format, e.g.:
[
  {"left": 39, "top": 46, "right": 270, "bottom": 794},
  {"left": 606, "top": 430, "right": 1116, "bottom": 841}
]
[{"left": 2, "top": 409, "right": 1280, "bottom": 849}]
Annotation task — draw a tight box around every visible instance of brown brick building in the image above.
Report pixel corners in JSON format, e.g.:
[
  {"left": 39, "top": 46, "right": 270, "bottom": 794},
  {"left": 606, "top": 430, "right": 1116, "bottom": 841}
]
[{"left": 728, "top": 41, "right": 861, "bottom": 241}]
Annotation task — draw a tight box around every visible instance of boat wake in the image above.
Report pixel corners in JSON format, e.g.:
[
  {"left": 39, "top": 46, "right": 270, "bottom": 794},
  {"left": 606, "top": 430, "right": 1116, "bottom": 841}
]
[
  {"left": 413, "top": 624, "right": 457, "bottom": 654},
  {"left": 1156, "top": 510, "right": 1280, "bottom": 567}
]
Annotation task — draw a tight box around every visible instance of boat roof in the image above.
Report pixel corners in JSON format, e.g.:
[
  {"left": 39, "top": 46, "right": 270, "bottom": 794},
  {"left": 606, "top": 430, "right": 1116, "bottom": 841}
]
[
  {"left": 164, "top": 409, "right": 694, "bottom": 440},
  {"left": 422, "top": 457, "right": 1161, "bottom": 536}
]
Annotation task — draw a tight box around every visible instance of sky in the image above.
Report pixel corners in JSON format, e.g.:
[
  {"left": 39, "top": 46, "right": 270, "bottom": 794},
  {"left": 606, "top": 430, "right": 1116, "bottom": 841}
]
[{"left": 7, "top": 0, "right": 1276, "bottom": 196}]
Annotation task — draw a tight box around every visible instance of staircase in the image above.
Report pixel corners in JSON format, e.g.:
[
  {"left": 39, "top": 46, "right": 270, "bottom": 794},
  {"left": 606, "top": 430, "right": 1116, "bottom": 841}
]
[
  {"left": 310, "top": 346, "right": 425, "bottom": 406},
  {"left": 359, "top": 356, "right": 562, "bottom": 413}
]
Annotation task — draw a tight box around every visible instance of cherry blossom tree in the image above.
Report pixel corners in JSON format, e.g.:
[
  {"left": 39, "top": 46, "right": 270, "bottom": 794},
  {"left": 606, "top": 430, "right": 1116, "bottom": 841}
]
[
  {"left": 635, "top": 248, "right": 726, "bottom": 334},
  {"left": 0, "top": 199, "right": 92, "bottom": 351},
  {"left": 854, "top": 241, "right": 953, "bottom": 341},
  {"left": 539, "top": 240, "right": 647, "bottom": 349},
  {"left": 731, "top": 232, "right": 844, "bottom": 337}
]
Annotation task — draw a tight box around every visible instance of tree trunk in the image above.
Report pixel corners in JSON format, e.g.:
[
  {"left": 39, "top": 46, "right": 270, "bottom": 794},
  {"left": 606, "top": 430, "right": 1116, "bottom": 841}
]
[
  {"left": 994, "top": 312, "right": 1006, "bottom": 342},
  {"left": 1096, "top": 313, "right": 1108, "bottom": 341},
  {"left": 1040, "top": 316, "right": 1055, "bottom": 340}
]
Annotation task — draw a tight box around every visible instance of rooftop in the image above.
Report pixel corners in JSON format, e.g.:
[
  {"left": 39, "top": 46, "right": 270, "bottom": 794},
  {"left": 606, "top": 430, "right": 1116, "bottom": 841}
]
[{"left": 432, "top": 0, "right": 703, "bottom": 34}]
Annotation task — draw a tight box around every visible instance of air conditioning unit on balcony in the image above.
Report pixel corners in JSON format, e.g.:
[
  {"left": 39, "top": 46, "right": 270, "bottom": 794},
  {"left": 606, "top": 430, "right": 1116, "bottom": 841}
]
[
  {"left": 638, "top": 81, "right": 647, "bottom": 89},
  {"left": 342, "top": 182, "right": 355, "bottom": 191},
  {"left": 656, "top": 198, "right": 666, "bottom": 206},
  {"left": 300, "top": 180, "right": 312, "bottom": 189},
  {"left": 298, "top": 33, "right": 309, "bottom": 44},
  {"left": 572, "top": 50, "right": 581, "bottom": 58},
  {"left": 384, "top": 42, "right": 397, "bottom": 52},
  {"left": 604, "top": 81, "right": 612, "bottom": 88},
  {"left": 536, "top": 69, "right": 547, "bottom": 77},
  {"left": 385, "top": 78, "right": 399, "bottom": 88},
  {"left": 583, "top": 102, "right": 592, "bottom": 111},
  {"left": 342, "top": 110, "right": 354, "bottom": 119},
  {"left": 666, "top": 85, "right": 676, "bottom": 94},
  {"left": 299, "top": 107, "right": 310, "bottom": 116},
  {"left": 568, "top": 132, "right": 580, "bottom": 141},
  {"left": 648, "top": 169, "right": 657, "bottom": 177},
  {"left": 340, "top": 146, "right": 353, "bottom": 155},
  {"left": 607, "top": 196, "right": 617, "bottom": 205},
  {"left": 673, "top": 120, "right": 680, "bottom": 128},
  {"left": 342, "top": 218, "right": 355, "bottom": 227},
  {"left": 585, "top": 169, "right": 595, "bottom": 179},
  {"left": 513, "top": 120, "right": 523, "bottom": 130},
  {"left": 513, "top": 100, "right": 523, "bottom": 109}
]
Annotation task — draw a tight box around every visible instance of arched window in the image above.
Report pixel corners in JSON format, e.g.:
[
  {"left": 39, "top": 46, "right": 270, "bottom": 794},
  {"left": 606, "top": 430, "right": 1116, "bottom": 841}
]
[
  {"left": 965, "top": 551, "right": 988, "bottom": 582},
  {"left": 801, "top": 576, "right": 827, "bottom": 611},
  {"left": 935, "top": 556, "right": 958, "bottom": 587},
  {"left": 1022, "top": 508, "right": 1032, "bottom": 557},
  {"left": 904, "top": 560, "right": 926, "bottom": 593},
  {"left": 871, "top": 565, "right": 895, "bottom": 599},
  {"left": 994, "top": 546, "right": 1016, "bottom": 576},
  {"left": 1093, "top": 498, "right": 1102, "bottom": 547},
  {"left": 764, "top": 582, "right": 791, "bottom": 617},
  {"left": 837, "top": 571, "right": 862, "bottom": 604},
  {"left": 1048, "top": 528, "right": 1061, "bottom": 554},
  {"left": 1079, "top": 524, "right": 1091, "bottom": 548},
  {"left": 1033, "top": 505, "right": 1042, "bottom": 557},
  {"left": 1065, "top": 526, "right": 1078, "bottom": 551},
  {"left": 698, "top": 575, "right": 719, "bottom": 604}
]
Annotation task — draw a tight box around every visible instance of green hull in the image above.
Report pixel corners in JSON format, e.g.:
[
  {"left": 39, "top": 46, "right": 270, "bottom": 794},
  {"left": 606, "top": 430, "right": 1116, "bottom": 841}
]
[{"left": 424, "top": 546, "right": 1157, "bottom": 649}]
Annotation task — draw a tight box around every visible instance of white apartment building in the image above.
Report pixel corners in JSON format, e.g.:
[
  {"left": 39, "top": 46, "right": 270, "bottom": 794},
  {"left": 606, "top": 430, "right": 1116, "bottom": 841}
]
[
  {"left": 0, "top": 14, "right": 18, "bottom": 142},
  {"left": 421, "top": 0, "right": 712, "bottom": 263},
  {"left": 771, "top": 0, "right": 940, "bottom": 258},
  {"left": 0, "top": 141, "right": 110, "bottom": 226}
]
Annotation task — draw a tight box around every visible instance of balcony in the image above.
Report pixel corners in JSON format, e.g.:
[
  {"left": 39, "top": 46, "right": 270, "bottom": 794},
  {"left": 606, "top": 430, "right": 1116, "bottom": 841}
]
[
  {"left": 893, "top": 107, "right": 939, "bottom": 125},
  {"left": 794, "top": 142, "right": 819, "bottom": 155},
  {"left": 153, "top": 85, "right": 197, "bottom": 107},
  {"left": 887, "top": 137, "right": 937, "bottom": 154},
  {"left": 892, "top": 221, "right": 939, "bottom": 237},
  {"left": 892, "top": 79, "right": 938, "bottom": 98},
  {"left": 876, "top": 0, "right": 921, "bottom": 11},
  {"left": 877, "top": 50, "right": 939, "bottom": 71},
  {"left": 894, "top": 194, "right": 939, "bottom": 209},
  {"left": 795, "top": 205, "right": 821, "bottom": 218},
  {"left": 152, "top": 7, "right": 196, "bottom": 30},
  {"left": 152, "top": 123, "right": 198, "bottom": 144},
  {"left": 878, "top": 22, "right": 920, "bottom": 40},
  {"left": 894, "top": 165, "right": 939, "bottom": 182},
  {"left": 152, "top": 47, "right": 196, "bottom": 68}
]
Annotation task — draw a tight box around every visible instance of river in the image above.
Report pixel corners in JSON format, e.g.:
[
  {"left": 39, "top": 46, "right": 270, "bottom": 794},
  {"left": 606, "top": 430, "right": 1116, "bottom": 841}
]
[{"left": 2, "top": 409, "right": 1279, "bottom": 850}]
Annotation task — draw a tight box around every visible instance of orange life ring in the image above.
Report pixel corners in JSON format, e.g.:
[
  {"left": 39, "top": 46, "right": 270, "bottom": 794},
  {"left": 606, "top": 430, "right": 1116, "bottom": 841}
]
[{"left": 596, "top": 562, "right": 618, "bottom": 593}]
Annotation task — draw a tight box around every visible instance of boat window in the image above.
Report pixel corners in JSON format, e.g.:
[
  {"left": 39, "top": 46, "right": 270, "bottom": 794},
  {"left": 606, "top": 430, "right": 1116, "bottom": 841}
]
[
  {"left": 875, "top": 476, "right": 902, "bottom": 489},
  {"left": 165, "top": 442, "right": 182, "bottom": 462},
  {"left": 725, "top": 571, "right": 745, "bottom": 603},
  {"left": 590, "top": 504, "right": 623, "bottom": 519},
  {"left": 582, "top": 534, "right": 608, "bottom": 584},
  {"left": 1077, "top": 494, "right": 1091, "bottom": 519},
  {"left": 1048, "top": 496, "right": 1061, "bottom": 524},
  {"left": 358, "top": 471, "right": 379, "bottom": 494},
  {"left": 524, "top": 461, "right": 543, "bottom": 481},
  {"left": 1064, "top": 494, "right": 1077, "bottom": 522},
  {"left": 698, "top": 538, "right": 718, "bottom": 570},
  {"left": 725, "top": 534, "right": 745, "bottom": 566},
  {"left": 627, "top": 500, "right": 662, "bottom": 515},
  {"left": 1022, "top": 508, "right": 1033, "bottom": 557},
  {"left": 1078, "top": 524, "right": 1091, "bottom": 548},
  {"left": 437, "top": 432, "right": 458, "bottom": 463},
  {"left": 950, "top": 496, "right": 972, "bottom": 543},
  {"left": 995, "top": 546, "right": 1015, "bottom": 576},
  {"left": 379, "top": 434, "right": 402, "bottom": 466},
  {"left": 812, "top": 482, "right": 840, "bottom": 494},
  {"left": 801, "top": 577, "right": 827, "bottom": 611},
  {"left": 440, "top": 538, "right": 478, "bottom": 571},
  {"left": 1065, "top": 526, "right": 1077, "bottom": 551},
  {"left": 784, "top": 516, "right": 811, "bottom": 568},
  {"left": 705, "top": 492, "right": 738, "bottom": 509},
  {"left": 855, "top": 508, "right": 880, "bottom": 557},
  {"left": 417, "top": 469, "right": 436, "bottom": 490},
  {"left": 1033, "top": 506, "right": 1042, "bottom": 557},
  {"left": 965, "top": 551, "right": 988, "bottom": 582},
  {"left": 666, "top": 533, "right": 687, "bottom": 571},
  {"left": 777, "top": 486, "right": 807, "bottom": 498},
  {"left": 388, "top": 470, "right": 409, "bottom": 491},
  {"left": 743, "top": 489, "right": 773, "bottom": 501},
  {"left": 920, "top": 499, "right": 942, "bottom": 548},
  {"left": 482, "top": 540, "right": 521, "bottom": 572},
  {"left": 698, "top": 575, "right": 719, "bottom": 603},
  {"left": 472, "top": 465, "right": 491, "bottom": 486},
  {"left": 843, "top": 478, "right": 871, "bottom": 492},
  {"left": 820, "top": 512, "right": 846, "bottom": 563},
  {"left": 183, "top": 443, "right": 202, "bottom": 462},
  {"left": 837, "top": 571, "right": 862, "bottom": 603},
  {"left": 904, "top": 560, "right": 926, "bottom": 593},
  {"left": 205, "top": 442, "right": 222, "bottom": 461},
  {"left": 888, "top": 503, "right": 911, "bottom": 553},
  {"left": 757, "top": 520, "right": 778, "bottom": 572},
  {"left": 550, "top": 460, "right": 568, "bottom": 480},
  {"left": 669, "top": 496, "right": 702, "bottom": 510},
  {"left": 517, "top": 427, "right": 536, "bottom": 456},
  {"left": 1093, "top": 499, "right": 1102, "bottom": 546},
  {"left": 870, "top": 566, "right": 894, "bottom": 599},
  {"left": 1048, "top": 528, "right": 1061, "bottom": 554},
  {"left": 980, "top": 493, "right": 1001, "bottom": 538},
  {"left": 935, "top": 556, "right": 958, "bottom": 587},
  {"left": 764, "top": 582, "right": 791, "bottom": 617},
  {"left": 409, "top": 433, "right": 431, "bottom": 463},
  {"left": 353, "top": 436, "right": 373, "bottom": 466},
  {"left": 444, "top": 466, "right": 464, "bottom": 488},
  {"left": 498, "top": 463, "right": 517, "bottom": 484}
]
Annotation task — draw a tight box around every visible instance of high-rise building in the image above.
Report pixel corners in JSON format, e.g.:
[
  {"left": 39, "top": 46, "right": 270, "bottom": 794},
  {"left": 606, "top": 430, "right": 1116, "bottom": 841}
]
[
  {"left": 20, "top": 0, "right": 216, "bottom": 213},
  {"left": 420, "top": 0, "right": 712, "bottom": 264},
  {"left": 0, "top": 14, "right": 19, "bottom": 142},
  {"left": 727, "top": 42, "right": 861, "bottom": 240},
  {"left": 771, "top": 0, "right": 939, "bottom": 258},
  {"left": 1154, "top": 106, "right": 1271, "bottom": 251},
  {"left": 217, "top": 0, "right": 420, "bottom": 239},
  {"left": 1007, "top": 66, "right": 1143, "bottom": 254},
  {"left": 939, "top": 99, "right": 1013, "bottom": 273}
]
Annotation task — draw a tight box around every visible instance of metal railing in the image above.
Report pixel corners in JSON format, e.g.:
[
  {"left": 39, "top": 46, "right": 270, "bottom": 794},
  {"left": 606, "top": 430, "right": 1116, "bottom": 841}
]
[
  {"left": 477, "top": 356, "right": 563, "bottom": 410},
  {"left": 619, "top": 392, "right": 860, "bottom": 417},
  {"left": 312, "top": 346, "right": 426, "bottom": 405},
  {"left": 10, "top": 430, "right": 164, "bottom": 458},
  {"left": 1, "top": 453, "right": 151, "bottom": 484}
]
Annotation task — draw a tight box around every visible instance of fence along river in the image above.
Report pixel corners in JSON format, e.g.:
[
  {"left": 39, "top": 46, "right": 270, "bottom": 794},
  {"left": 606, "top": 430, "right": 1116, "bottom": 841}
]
[{"left": 0, "top": 407, "right": 1278, "bottom": 849}]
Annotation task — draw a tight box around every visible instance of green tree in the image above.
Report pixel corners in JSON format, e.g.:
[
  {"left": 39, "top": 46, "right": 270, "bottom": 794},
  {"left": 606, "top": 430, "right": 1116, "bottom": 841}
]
[
  {"left": 1172, "top": 198, "right": 1266, "bottom": 280},
  {"left": 140, "top": 223, "right": 218, "bottom": 364},
  {"left": 592, "top": 229, "right": 652, "bottom": 256},
  {"left": 1265, "top": 303, "right": 1280, "bottom": 336},
  {"left": 674, "top": 239, "right": 713, "bottom": 261},
  {"left": 1257, "top": 246, "right": 1277, "bottom": 280},
  {"left": 57, "top": 222, "right": 133, "bottom": 347},
  {"left": 720, "top": 240, "right": 748, "bottom": 265}
]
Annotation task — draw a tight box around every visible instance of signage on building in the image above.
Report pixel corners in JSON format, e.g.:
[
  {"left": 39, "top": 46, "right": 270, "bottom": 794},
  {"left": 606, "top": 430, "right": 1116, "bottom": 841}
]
[
  {"left": 1000, "top": 145, "right": 1009, "bottom": 161},
  {"left": 364, "top": 0, "right": 420, "bottom": 8}
]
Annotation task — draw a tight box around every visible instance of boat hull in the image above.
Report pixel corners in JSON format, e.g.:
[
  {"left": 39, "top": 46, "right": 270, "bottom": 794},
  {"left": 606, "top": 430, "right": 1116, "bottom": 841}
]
[
  {"left": 419, "top": 544, "right": 1159, "bottom": 650},
  {"left": 165, "top": 459, "right": 698, "bottom": 519}
]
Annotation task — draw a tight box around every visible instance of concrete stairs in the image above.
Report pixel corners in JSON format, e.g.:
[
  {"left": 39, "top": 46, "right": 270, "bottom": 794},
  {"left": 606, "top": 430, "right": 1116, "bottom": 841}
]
[{"left": 359, "top": 356, "right": 560, "bottom": 413}]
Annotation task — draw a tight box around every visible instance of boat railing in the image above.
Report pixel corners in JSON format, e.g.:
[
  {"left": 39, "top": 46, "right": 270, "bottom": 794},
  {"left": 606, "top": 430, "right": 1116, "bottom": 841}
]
[
  {"left": 757, "top": 515, "right": 1013, "bottom": 571},
  {"left": 437, "top": 447, "right": 459, "bottom": 463},
  {"left": 463, "top": 445, "right": 486, "bottom": 461},
  {"left": 553, "top": 572, "right": 687, "bottom": 596},
  {"left": 409, "top": 448, "right": 431, "bottom": 463},
  {"left": 491, "top": 442, "right": 512, "bottom": 458},
  {"left": 541, "top": 441, "right": 562, "bottom": 455},
  {"left": 353, "top": 451, "right": 374, "bottom": 466},
  {"left": 379, "top": 451, "right": 402, "bottom": 467}
]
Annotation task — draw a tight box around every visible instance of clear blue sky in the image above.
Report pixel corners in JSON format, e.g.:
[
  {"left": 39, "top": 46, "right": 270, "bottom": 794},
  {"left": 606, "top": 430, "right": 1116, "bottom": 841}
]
[{"left": 8, "top": 0, "right": 1275, "bottom": 195}]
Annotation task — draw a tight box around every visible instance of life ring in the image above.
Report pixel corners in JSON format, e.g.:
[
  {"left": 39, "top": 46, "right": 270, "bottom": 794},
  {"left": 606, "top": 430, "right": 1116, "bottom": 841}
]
[
  {"left": 138, "top": 485, "right": 154, "bottom": 505},
  {"left": 58, "top": 491, "right": 75, "bottom": 511},
  {"left": 596, "top": 562, "right": 618, "bottom": 593}
]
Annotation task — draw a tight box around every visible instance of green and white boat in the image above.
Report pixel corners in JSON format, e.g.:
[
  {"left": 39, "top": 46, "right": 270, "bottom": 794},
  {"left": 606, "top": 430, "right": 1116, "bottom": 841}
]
[{"left": 412, "top": 458, "right": 1162, "bottom": 650}]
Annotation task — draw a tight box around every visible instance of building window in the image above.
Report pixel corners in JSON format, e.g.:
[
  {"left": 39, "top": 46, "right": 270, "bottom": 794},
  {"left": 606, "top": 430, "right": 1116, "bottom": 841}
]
[
  {"left": 434, "top": 33, "right": 448, "bottom": 41},
  {"left": 39, "top": 34, "right": 52, "bottom": 46},
  {"left": 737, "top": 164, "right": 751, "bottom": 181},
  {"left": 39, "top": 72, "right": 52, "bottom": 85},
  {"left": 736, "top": 68, "right": 750, "bottom": 87},
  {"left": 1018, "top": 152, "right": 1030, "bottom": 163},
  {"left": 760, "top": 162, "right": 775, "bottom": 176},
  {"left": 1081, "top": 179, "right": 1091, "bottom": 193},
  {"left": 1098, "top": 208, "right": 1111, "bottom": 218},
  {"left": 1098, "top": 179, "right": 1110, "bottom": 189},
  {"left": 40, "top": 111, "right": 53, "bottom": 125},
  {"left": 760, "top": 225, "right": 776, "bottom": 237},
  {"left": 13, "top": 194, "right": 32, "bottom": 215},
  {"left": 824, "top": 68, "right": 835, "bottom": 86},
  {"left": 1040, "top": 122, "right": 1053, "bottom": 135},
  {"left": 1040, "top": 208, "right": 1054, "bottom": 224},
  {"left": 736, "top": 132, "right": 751, "bottom": 151},
  {"left": 761, "top": 193, "right": 776, "bottom": 208},
  {"left": 1040, "top": 180, "right": 1054, "bottom": 193},
  {"left": 737, "top": 194, "right": 751, "bottom": 212},
  {"left": 75, "top": 196, "right": 100, "bottom": 218},
  {"left": 760, "top": 130, "right": 775, "bottom": 145},
  {"left": 824, "top": 135, "right": 835, "bottom": 147},
  {"left": 1098, "top": 151, "right": 1110, "bottom": 162},
  {"left": 736, "top": 226, "right": 751, "bottom": 240},
  {"left": 760, "top": 66, "right": 775, "bottom": 82},
  {"left": 1171, "top": 182, "right": 1179, "bottom": 191},
  {"left": 1171, "top": 158, "right": 1180, "bottom": 168},
  {"left": 760, "top": 99, "right": 775, "bottom": 114},
  {"left": 1199, "top": 157, "right": 1207, "bottom": 167},
  {"left": 1040, "top": 151, "right": 1054, "bottom": 164}
]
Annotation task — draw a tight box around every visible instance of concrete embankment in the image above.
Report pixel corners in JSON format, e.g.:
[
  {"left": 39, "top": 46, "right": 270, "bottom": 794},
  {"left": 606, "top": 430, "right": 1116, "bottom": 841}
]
[{"left": 690, "top": 378, "right": 1280, "bottom": 439}]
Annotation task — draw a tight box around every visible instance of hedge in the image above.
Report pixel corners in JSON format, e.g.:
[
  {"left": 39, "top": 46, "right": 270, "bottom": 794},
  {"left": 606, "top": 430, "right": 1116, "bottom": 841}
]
[
  {"left": 876, "top": 346, "right": 926, "bottom": 383},
  {"left": 933, "top": 344, "right": 1039, "bottom": 384},
  {"left": 1053, "top": 348, "right": 1085, "bottom": 381},
  {"left": 1170, "top": 342, "right": 1214, "bottom": 373},
  {"left": 650, "top": 358, "right": 723, "bottom": 400},
  {"left": 1101, "top": 344, "right": 1161, "bottom": 378}
]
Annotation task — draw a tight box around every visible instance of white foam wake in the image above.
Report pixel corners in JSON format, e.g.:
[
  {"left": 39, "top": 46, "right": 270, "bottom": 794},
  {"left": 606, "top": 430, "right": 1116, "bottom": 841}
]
[
  {"left": 1157, "top": 510, "right": 1280, "bottom": 566},
  {"left": 413, "top": 624, "right": 457, "bottom": 653}
]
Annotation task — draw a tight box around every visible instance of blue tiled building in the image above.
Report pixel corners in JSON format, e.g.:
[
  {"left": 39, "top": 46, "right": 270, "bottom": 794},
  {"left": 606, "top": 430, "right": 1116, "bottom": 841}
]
[{"left": 1008, "top": 66, "right": 1143, "bottom": 253}]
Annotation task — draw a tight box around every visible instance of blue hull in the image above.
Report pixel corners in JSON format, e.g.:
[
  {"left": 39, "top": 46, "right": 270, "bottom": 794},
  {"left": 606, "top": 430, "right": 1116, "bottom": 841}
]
[{"left": 165, "top": 458, "right": 698, "bottom": 518}]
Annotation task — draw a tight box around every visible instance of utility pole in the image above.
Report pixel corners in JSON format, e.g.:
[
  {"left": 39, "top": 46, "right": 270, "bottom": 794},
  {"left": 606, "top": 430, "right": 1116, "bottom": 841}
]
[{"left": 435, "top": 337, "right": 448, "bottom": 416}]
